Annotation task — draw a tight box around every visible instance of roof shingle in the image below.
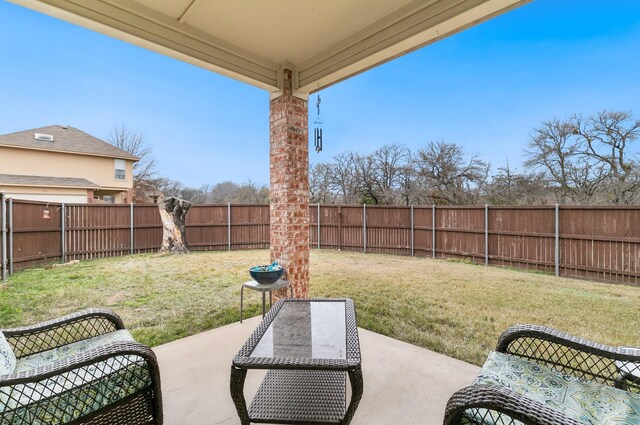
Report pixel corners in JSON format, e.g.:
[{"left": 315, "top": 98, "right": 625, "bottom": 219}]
[
  {"left": 0, "top": 173, "right": 100, "bottom": 189},
  {"left": 0, "top": 125, "right": 139, "bottom": 160}
]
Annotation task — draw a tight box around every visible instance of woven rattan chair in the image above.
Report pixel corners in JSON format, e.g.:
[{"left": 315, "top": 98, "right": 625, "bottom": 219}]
[
  {"left": 0, "top": 309, "right": 162, "bottom": 424},
  {"left": 444, "top": 324, "right": 640, "bottom": 425}
]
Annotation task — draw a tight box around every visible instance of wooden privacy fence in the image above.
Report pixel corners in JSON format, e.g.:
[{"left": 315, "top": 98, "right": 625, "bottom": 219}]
[
  {"left": 0, "top": 200, "right": 270, "bottom": 274},
  {"left": 2, "top": 197, "right": 640, "bottom": 285},
  {"left": 312, "top": 204, "right": 640, "bottom": 284}
]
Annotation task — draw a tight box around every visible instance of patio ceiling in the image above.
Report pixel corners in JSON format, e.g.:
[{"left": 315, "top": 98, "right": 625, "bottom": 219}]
[{"left": 11, "top": 0, "right": 530, "bottom": 96}]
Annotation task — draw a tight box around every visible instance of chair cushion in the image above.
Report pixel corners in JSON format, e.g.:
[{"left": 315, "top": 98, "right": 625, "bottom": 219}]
[
  {"left": 0, "top": 333, "right": 16, "bottom": 375},
  {"left": 474, "top": 351, "right": 640, "bottom": 424},
  {"left": 1, "top": 330, "right": 153, "bottom": 424},
  {"left": 14, "top": 329, "right": 134, "bottom": 373}
]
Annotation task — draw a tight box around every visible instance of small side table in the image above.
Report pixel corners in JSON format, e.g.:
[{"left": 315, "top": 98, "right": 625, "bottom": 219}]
[{"left": 240, "top": 279, "right": 293, "bottom": 323}]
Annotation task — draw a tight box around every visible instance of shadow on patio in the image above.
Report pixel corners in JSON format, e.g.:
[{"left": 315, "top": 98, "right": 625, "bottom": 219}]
[{"left": 154, "top": 316, "right": 479, "bottom": 425}]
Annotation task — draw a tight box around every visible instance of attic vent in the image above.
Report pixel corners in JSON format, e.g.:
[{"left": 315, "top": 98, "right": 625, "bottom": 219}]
[{"left": 35, "top": 133, "right": 54, "bottom": 142}]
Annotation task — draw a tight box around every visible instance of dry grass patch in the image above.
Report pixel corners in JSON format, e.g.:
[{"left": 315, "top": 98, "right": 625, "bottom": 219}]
[
  {"left": 1, "top": 249, "right": 639, "bottom": 366},
  {"left": 0, "top": 251, "right": 273, "bottom": 346},
  {"left": 309, "top": 250, "right": 640, "bottom": 365}
]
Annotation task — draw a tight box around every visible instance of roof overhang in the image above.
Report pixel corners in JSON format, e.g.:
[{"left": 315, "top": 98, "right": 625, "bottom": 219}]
[
  {"left": 4, "top": 183, "right": 100, "bottom": 189},
  {"left": 0, "top": 173, "right": 101, "bottom": 189},
  {"left": 10, "top": 0, "right": 531, "bottom": 96}
]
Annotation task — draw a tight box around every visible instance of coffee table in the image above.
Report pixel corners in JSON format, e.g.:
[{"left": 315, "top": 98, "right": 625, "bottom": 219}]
[{"left": 230, "top": 298, "right": 363, "bottom": 425}]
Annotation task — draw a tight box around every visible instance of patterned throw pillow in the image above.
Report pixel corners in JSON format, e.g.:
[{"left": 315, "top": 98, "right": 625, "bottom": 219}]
[
  {"left": 0, "top": 332, "right": 16, "bottom": 375},
  {"left": 475, "top": 351, "right": 640, "bottom": 424}
]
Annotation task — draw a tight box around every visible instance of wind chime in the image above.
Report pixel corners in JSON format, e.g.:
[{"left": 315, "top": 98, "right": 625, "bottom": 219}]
[{"left": 313, "top": 95, "right": 323, "bottom": 153}]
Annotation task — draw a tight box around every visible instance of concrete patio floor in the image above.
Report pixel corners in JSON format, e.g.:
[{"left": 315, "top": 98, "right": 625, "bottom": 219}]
[{"left": 154, "top": 316, "right": 480, "bottom": 425}]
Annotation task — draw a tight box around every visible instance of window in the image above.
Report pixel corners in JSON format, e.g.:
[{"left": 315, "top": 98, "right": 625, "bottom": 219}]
[
  {"left": 114, "top": 159, "right": 126, "bottom": 180},
  {"left": 103, "top": 195, "right": 114, "bottom": 204}
]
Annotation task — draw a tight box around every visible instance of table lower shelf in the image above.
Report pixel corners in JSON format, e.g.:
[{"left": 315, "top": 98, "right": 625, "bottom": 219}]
[{"left": 249, "top": 369, "right": 347, "bottom": 424}]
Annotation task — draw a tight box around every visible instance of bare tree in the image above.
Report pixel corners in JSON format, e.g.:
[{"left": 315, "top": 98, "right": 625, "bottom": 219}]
[
  {"left": 154, "top": 179, "right": 269, "bottom": 204},
  {"left": 350, "top": 152, "right": 381, "bottom": 204},
  {"left": 415, "top": 141, "right": 489, "bottom": 205},
  {"left": 525, "top": 117, "right": 583, "bottom": 204},
  {"left": 525, "top": 112, "right": 640, "bottom": 205},
  {"left": 329, "top": 153, "right": 359, "bottom": 203},
  {"left": 155, "top": 178, "right": 185, "bottom": 198},
  {"left": 310, "top": 142, "right": 491, "bottom": 205},
  {"left": 574, "top": 110, "right": 640, "bottom": 204},
  {"left": 108, "top": 124, "right": 158, "bottom": 199},
  {"left": 235, "top": 180, "right": 269, "bottom": 204},
  {"left": 485, "top": 164, "right": 550, "bottom": 205},
  {"left": 310, "top": 163, "right": 337, "bottom": 204},
  {"left": 207, "top": 181, "right": 241, "bottom": 203},
  {"left": 396, "top": 160, "right": 423, "bottom": 206},
  {"left": 371, "top": 144, "right": 411, "bottom": 204},
  {"left": 321, "top": 145, "right": 411, "bottom": 205}
]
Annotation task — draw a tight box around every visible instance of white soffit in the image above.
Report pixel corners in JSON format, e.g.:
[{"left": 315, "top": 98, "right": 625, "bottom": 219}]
[{"left": 11, "top": 0, "right": 531, "bottom": 94}]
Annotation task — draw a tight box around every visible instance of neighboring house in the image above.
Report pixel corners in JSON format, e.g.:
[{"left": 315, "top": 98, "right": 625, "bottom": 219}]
[{"left": 0, "top": 125, "right": 138, "bottom": 204}]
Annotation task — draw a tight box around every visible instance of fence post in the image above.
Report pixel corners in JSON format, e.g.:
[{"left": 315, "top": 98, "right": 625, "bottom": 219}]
[
  {"left": 555, "top": 204, "right": 560, "bottom": 277},
  {"left": 227, "top": 203, "right": 231, "bottom": 251},
  {"left": 130, "top": 203, "right": 134, "bottom": 255},
  {"left": 485, "top": 204, "right": 489, "bottom": 266},
  {"left": 8, "top": 198, "right": 13, "bottom": 275},
  {"left": 338, "top": 206, "right": 342, "bottom": 251},
  {"left": 432, "top": 204, "right": 436, "bottom": 259},
  {"left": 363, "top": 204, "right": 367, "bottom": 253},
  {"left": 61, "top": 203, "right": 66, "bottom": 263},
  {"left": 1, "top": 193, "right": 6, "bottom": 281},
  {"left": 410, "top": 205, "right": 414, "bottom": 256},
  {"left": 317, "top": 203, "right": 321, "bottom": 250}
]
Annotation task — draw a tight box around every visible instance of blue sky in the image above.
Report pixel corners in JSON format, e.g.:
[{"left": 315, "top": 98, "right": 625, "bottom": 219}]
[{"left": 1, "top": 1, "right": 639, "bottom": 187}]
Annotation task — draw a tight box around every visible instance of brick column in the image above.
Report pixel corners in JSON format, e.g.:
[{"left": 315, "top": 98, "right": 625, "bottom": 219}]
[{"left": 270, "top": 69, "right": 309, "bottom": 298}]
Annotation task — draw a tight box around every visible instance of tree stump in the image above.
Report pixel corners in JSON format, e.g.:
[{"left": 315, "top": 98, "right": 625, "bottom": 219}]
[{"left": 158, "top": 196, "right": 191, "bottom": 253}]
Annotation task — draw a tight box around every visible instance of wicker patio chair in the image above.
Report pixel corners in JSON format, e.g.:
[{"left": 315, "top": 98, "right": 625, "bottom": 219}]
[
  {"left": 444, "top": 324, "right": 640, "bottom": 424},
  {"left": 0, "top": 309, "right": 162, "bottom": 424}
]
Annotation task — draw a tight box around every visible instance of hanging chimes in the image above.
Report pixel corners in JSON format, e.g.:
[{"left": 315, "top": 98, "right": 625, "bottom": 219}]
[{"left": 313, "top": 95, "right": 323, "bottom": 153}]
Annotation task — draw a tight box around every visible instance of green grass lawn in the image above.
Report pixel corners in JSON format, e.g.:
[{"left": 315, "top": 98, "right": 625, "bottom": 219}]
[{"left": 1, "top": 249, "right": 639, "bottom": 366}]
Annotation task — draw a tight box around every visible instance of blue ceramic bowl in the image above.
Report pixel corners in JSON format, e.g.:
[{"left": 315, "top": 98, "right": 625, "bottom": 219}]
[{"left": 249, "top": 266, "right": 284, "bottom": 284}]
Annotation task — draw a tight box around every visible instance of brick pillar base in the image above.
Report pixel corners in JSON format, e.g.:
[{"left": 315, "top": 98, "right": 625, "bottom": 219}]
[{"left": 270, "top": 69, "right": 309, "bottom": 298}]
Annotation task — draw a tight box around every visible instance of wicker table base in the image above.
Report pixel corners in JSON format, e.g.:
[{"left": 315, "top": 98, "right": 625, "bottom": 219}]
[{"left": 249, "top": 370, "right": 346, "bottom": 424}]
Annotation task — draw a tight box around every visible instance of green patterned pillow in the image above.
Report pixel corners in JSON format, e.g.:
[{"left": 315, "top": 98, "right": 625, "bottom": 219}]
[
  {"left": 0, "top": 332, "right": 16, "bottom": 375},
  {"left": 475, "top": 351, "right": 640, "bottom": 424},
  {"left": 14, "top": 329, "right": 135, "bottom": 373}
]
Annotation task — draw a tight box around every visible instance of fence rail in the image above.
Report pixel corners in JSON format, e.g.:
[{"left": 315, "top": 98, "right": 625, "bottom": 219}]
[{"left": 1, "top": 197, "right": 640, "bottom": 285}]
